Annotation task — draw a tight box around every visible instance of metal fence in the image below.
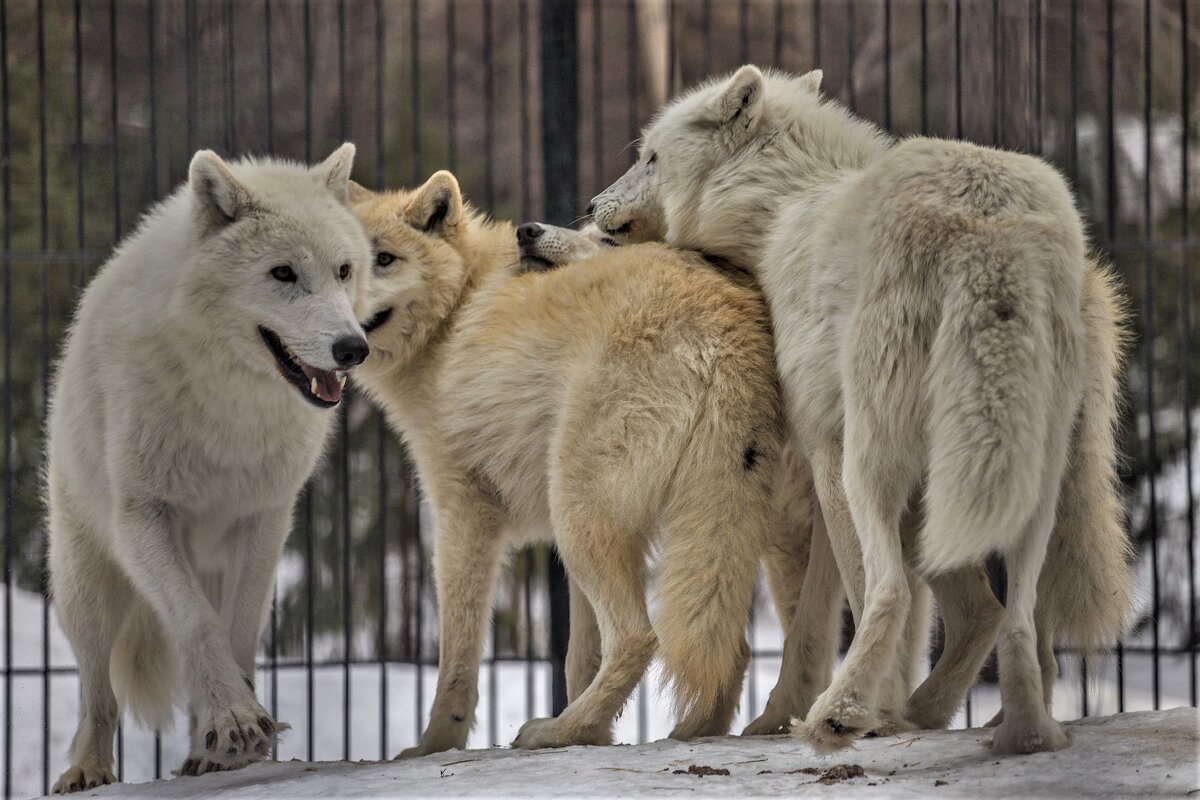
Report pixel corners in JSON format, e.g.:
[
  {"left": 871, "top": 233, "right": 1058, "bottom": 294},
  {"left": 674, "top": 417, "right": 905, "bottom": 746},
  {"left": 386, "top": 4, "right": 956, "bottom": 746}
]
[{"left": 0, "top": 0, "right": 1196, "bottom": 797}]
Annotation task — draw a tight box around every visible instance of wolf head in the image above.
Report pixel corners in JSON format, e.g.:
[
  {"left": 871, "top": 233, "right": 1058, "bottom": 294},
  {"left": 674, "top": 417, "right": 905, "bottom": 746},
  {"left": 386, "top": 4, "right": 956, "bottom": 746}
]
[
  {"left": 590, "top": 66, "right": 888, "bottom": 266},
  {"left": 347, "top": 171, "right": 478, "bottom": 371},
  {"left": 514, "top": 222, "right": 618, "bottom": 271},
  {"left": 178, "top": 145, "right": 372, "bottom": 409}
]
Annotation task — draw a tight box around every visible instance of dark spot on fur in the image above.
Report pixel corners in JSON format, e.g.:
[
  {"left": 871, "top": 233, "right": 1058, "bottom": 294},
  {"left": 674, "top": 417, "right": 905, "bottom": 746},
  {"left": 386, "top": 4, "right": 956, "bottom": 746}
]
[
  {"left": 996, "top": 302, "right": 1014, "bottom": 322},
  {"left": 205, "top": 730, "right": 217, "bottom": 750},
  {"left": 743, "top": 445, "right": 758, "bottom": 471},
  {"left": 451, "top": 714, "right": 466, "bottom": 723},
  {"left": 244, "top": 676, "right": 255, "bottom": 691}
]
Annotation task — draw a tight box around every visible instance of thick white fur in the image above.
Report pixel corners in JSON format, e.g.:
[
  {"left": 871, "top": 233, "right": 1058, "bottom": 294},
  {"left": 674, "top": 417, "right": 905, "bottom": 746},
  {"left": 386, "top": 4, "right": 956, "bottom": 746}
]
[
  {"left": 47, "top": 146, "right": 371, "bottom": 791},
  {"left": 351, "top": 174, "right": 793, "bottom": 758},
  {"left": 592, "top": 66, "right": 1133, "bottom": 756}
]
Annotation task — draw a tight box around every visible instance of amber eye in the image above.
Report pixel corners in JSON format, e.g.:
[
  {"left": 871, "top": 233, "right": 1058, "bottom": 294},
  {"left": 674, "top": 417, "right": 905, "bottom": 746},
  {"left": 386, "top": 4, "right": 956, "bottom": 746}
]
[
  {"left": 338, "top": 263, "right": 351, "bottom": 281},
  {"left": 376, "top": 252, "right": 396, "bottom": 267},
  {"left": 270, "top": 265, "right": 296, "bottom": 282}
]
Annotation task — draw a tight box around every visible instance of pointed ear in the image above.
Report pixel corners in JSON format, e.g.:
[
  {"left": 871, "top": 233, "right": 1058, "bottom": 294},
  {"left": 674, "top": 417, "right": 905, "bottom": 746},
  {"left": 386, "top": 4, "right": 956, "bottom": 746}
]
[
  {"left": 797, "top": 69, "right": 823, "bottom": 95},
  {"left": 711, "top": 65, "right": 765, "bottom": 134},
  {"left": 405, "top": 171, "right": 463, "bottom": 235},
  {"left": 189, "top": 150, "right": 256, "bottom": 230},
  {"left": 313, "top": 142, "right": 357, "bottom": 204},
  {"left": 347, "top": 179, "right": 374, "bottom": 205}
]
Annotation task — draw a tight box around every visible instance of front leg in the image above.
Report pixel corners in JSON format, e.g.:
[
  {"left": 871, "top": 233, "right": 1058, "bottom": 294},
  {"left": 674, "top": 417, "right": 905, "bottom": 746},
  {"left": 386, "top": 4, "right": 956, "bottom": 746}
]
[
  {"left": 396, "top": 481, "right": 505, "bottom": 759},
  {"left": 111, "top": 498, "right": 275, "bottom": 775}
]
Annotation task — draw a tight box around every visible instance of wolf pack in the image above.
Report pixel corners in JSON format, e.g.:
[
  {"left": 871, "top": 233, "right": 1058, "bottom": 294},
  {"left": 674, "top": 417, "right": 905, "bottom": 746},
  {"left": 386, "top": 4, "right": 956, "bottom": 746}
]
[{"left": 46, "top": 66, "right": 1133, "bottom": 792}]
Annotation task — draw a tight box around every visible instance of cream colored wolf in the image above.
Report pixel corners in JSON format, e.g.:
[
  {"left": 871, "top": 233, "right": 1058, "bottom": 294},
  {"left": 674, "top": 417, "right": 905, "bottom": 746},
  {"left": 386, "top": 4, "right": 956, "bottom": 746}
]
[
  {"left": 47, "top": 145, "right": 372, "bottom": 791},
  {"left": 592, "top": 67, "right": 1133, "bottom": 755},
  {"left": 349, "top": 173, "right": 820, "bottom": 756}
]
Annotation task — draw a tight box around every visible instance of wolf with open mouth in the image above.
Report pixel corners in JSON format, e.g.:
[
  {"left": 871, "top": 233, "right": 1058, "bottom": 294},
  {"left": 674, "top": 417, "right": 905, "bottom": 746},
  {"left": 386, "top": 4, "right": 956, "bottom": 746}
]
[{"left": 46, "top": 144, "right": 372, "bottom": 792}]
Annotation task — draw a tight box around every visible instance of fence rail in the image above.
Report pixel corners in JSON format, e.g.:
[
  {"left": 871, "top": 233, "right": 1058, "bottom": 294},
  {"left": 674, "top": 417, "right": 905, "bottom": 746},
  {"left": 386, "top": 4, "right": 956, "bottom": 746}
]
[{"left": 0, "top": 1, "right": 1196, "bottom": 797}]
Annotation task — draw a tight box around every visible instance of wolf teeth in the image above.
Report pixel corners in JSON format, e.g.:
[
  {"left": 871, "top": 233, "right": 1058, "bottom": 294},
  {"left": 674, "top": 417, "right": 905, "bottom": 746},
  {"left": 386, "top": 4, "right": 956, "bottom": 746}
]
[
  {"left": 310, "top": 377, "right": 319, "bottom": 395},
  {"left": 338, "top": 375, "right": 347, "bottom": 389}
]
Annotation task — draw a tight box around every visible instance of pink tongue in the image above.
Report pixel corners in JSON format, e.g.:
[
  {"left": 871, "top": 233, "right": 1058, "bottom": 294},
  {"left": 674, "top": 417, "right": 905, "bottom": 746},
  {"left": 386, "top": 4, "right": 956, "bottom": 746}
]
[{"left": 301, "top": 364, "right": 342, "bottom": 404}]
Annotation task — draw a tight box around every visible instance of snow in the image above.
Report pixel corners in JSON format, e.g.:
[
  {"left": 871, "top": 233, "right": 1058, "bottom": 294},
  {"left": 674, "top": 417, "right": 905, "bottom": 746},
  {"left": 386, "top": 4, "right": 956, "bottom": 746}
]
[{"left": 63, "top": 708, "right": 1199, "bottom": 799}]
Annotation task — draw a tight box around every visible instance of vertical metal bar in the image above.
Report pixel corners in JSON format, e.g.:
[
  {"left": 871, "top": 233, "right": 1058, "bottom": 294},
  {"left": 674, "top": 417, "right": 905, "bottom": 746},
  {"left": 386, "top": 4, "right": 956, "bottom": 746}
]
[
  {"left": 304, "top": 0, "right": 312, "bottom": 162},
  {"left": 919, "top": 0, "right": 928, "bottom": 134},
  {"left": 954, "top": 0, "right": 962, "bottom": 138},
  {"left": 303, "top": 0, "right": 314, "bottom": 760},
  {"left": 992, "top": 0, "right": 1000, "bottom": 145},
  {"left": 1069, "top": 0, "right": 1077, "bottom": 182},
  {"left": 702, "top": 0, "right": 711, "bottom": 79},
  {"left": 110, "top": 0, "right": 121, "bottom": 238},
  {"left": 76, "top": 0, "right": 85, "bottom": 280},
  {"left": 1033, "top": 0, "right": 1042, "bottom": 153},
  {"left": 147, "top": 0, "right": 158, "bottom": 201},
  {"left": 265, "top": 0, "right": 274, "bottom": 154},
  {"left": 1142, "top": 0, "right": 1161, "bottom": 712},
  {"left": 628, "top": 0, "right": 638, "bottom": 148},
  {"left": 410, "top": 0, "right": 420, "bottom": 184},
  {"left": 813, "top": 0, "right": 821, "bottom": 68},
  {"left": 375, "top": 0, "right": 388, "bottom": 762},
  {"left": 482, "top": 0, "right": 498, "bottom": 747},
  {"left": 447, "top": 0, "right": 456, "bottom": 172},
  {"left": 519, "top": 0, "right": 535, "bottom": 725},
  {"left": 593, "top": 0, "right": 603, "bottom": 189},
  {"left": 263, "top": 0, "right": 278, "bottom": 758},
  {"left": 846, "top": 1, "right": 855, "bottom": 112},
  {"left": 739, "top": 0, "right": 749, "bottom": 64},
  {"left": 186, "top": 0, "right": 196, "bottom": 154},
  {"left": 225, "top": 0, "right": 235, "bottom": 153},
  {"left": 37, "top": 0, "right": 49, "bottom": 789},
  {"left": 540, "top": 0, "right": 578, "bottom": 715},
  {"left": 1106, "top": 0, "right": 1125, "bottom": 712},
  {"left": 667, "top": 0, "right": 675, "bottom": 93},
  {"left": 1181, "top": 0, "right": 1197, "bottom": 711},
  {"left": 883, "top": 0, "right": 891, "bottom": 130},
  {"left": 773, "top": 0, "right": 783, "bottom": 66},
  {"left": 1, "top": 0, "right": 11, "bottom": 790}
]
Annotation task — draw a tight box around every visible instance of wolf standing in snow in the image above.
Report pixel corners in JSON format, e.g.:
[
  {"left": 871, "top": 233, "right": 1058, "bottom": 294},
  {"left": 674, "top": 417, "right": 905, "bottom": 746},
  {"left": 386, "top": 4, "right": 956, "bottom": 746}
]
[
  {"left": 47, "top": 145, "right": 372, "bottom": 791},
  {"left": 349, "top": 173, "right": 794, "bottom": 756},
  {"left": 592, "top": 67, "right": 1132, "bottom": 755}
]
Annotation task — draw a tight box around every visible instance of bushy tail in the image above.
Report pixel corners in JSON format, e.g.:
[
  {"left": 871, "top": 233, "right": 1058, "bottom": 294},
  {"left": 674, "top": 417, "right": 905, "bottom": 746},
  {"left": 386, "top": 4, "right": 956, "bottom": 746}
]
[
  {"left": 110, "top": 599, "right": 178, "bottom": 731},
  {"left": 1036, "top": 259, "right": 1135, "bottom": 648},
  {"left": 920, "top": 231, "right": 1060, "bottom": 573}
]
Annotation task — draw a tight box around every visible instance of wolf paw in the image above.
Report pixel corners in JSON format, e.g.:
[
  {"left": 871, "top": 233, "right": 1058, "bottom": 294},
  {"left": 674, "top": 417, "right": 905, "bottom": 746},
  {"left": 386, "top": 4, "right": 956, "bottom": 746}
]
[
  {"left": 742, "top": 704, "right": 793, "bottom": 736},
  {"left": 191, "top": 697, "right": 284, "bottom": 769},
  {"left": 512, "top": 716, "right": 610, "bottom": 750},
  {"left": 52, "top": 764, "right": 116, "bottom": 793},
  {"left": 869, "top": 710, "right": 919, "bottom": 737},
  {"left": 794, "top": 692, "right": 878, "bottom": 754},
  {"left": 990, "top": 716, "right": 1070, "bottom": 755}
]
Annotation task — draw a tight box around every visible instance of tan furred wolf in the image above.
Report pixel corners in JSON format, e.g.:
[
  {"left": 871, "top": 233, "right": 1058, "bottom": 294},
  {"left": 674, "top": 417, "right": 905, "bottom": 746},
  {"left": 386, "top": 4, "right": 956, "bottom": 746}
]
[
  {"left": 591, "top": 66, "right": 1133, "bottom": 755},
  {"left": 348, "top": 172, "right": 823, "bottom": 756}
]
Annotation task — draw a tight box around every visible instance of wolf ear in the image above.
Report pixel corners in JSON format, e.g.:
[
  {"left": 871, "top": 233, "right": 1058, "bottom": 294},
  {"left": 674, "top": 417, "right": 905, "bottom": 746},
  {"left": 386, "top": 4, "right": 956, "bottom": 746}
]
[
  {"left": 797, "top": 69, "right": 823, "bottom": 95},
  {"left": 189, "top": 150, "right": 256, "bottom": 230},
  {"left": 313, "top": 142, "right": 357, "bottom": 204},
  {"left": 347, "top": 179, "right": 374, "bottom": 205},
  {"left": 711, "top": 65, "right": 765, "bottom": 135},
  {"left": 405, "top": 171, "right": 463, "bottom": 235}
]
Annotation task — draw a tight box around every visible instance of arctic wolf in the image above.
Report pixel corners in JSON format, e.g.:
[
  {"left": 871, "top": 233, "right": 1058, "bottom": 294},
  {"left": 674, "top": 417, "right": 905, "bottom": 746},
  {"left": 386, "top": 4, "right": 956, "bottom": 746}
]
[
  {"left": 349, "top": 172, "right": 793, "bottom": 756},
  {"left": 47, "top": 145, "right": 372, "bottom": 791},
  {"left": 592, "top": 67, "right": 1132, "bottom": 755}
]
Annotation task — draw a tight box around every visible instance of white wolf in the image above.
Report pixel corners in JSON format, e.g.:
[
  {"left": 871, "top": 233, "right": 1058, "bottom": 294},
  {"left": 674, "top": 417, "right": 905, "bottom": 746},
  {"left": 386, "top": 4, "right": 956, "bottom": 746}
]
[
  {"left": 592, "top": 67, "right": 1133, "bottom": 755},
  {"left": 47, "top": 145, "right": 372, "bottom": 791}
]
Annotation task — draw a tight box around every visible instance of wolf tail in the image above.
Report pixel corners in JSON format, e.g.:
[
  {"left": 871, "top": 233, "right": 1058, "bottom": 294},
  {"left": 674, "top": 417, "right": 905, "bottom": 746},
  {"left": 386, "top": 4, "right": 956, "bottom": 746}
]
[
  {"left": 919, "top": 223, "right": 1066, "bottom": 573},
  {"left": 1036, "top": 259, "right": 1135, "bottom": 648},
  {"left": 110, "top": 599, "right": 178, "bottom": 731}
]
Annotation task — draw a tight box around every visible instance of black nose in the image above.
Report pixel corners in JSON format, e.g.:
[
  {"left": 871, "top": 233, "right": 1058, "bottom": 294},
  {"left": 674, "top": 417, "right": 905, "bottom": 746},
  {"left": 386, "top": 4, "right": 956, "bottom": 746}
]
[
  {"left": 585, "top": 201, "right": 596, "bottom": 216},
  {"left": 332, "top": 336, "right": 369, "bottom": 368},
  {"left": 516, "top": 223, "right": 544, "bottom": 246}
]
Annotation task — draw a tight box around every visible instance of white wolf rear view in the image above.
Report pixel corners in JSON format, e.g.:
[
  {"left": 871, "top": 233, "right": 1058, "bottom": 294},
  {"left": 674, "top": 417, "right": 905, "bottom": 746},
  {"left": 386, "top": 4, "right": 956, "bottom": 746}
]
[
  {"left": 592, "top": 66, "right": 1133, "bottom": 756},
  {"left": 47, "top": 145, "right": 372, "bottom": 791}
]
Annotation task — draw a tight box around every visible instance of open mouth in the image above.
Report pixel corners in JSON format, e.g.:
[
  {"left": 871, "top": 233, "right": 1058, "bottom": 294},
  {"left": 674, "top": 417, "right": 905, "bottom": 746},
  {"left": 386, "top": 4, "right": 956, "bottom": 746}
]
[
  {"left": 519, "top": 253, "right": 555, "bottom": 272},
  {"left": 361, "top": 306, "right": 394, "bottom": 335},
  {"left": 258, "top": 326, "right": 346, "bottom": 408},
  {"left": 603, "top": 220, "right": 633, "bottom": 236}
]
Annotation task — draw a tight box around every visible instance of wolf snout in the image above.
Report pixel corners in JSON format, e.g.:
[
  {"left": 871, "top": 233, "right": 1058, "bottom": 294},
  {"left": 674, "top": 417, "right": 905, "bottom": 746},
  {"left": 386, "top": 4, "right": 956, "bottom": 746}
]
[
  {"left": 332, "top": 335, "right": 370, "bottom": 368},
  {"left": 516, "top": 223, "right": 544, "bottom": 247}
]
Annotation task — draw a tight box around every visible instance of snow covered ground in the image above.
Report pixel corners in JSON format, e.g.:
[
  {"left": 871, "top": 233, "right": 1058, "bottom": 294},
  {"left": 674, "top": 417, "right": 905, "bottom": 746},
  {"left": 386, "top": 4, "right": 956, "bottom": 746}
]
[{"left": 61, "top": 708, "right": 1200, "bottom": 799}]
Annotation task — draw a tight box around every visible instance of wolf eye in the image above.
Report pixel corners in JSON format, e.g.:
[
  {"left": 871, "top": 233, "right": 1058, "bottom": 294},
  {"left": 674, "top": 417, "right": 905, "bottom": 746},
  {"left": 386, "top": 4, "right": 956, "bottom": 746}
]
[
  {"left": 338, "top": 263, "right": 351, "bottom": 281},
  {"left": 376, "top": 252, "right": 397, "bottom": 267},
  {"left": 270, "top": 265, "right": 296, "bottom": 283}
]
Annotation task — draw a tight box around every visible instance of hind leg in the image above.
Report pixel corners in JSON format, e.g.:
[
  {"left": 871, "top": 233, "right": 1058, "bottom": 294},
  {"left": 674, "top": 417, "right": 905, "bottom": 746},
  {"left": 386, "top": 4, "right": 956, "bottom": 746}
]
[
  {"left": 745, "top": 512, "right": 843, "bottom": 735},
  {"left": 50, "top": 513, "right": 130, "bottom": 794},
  {"left": 565, "top": 577, "right": 602, "bottom": 704},
  {"left": 797, "top": 426, "right": 918, "bottom": 751},
  {"left": 906, "top": 566, "right": 1003, "bottom": 729},
  {"left": 513, "top": 511, "right": 654, "bottom": 749}
]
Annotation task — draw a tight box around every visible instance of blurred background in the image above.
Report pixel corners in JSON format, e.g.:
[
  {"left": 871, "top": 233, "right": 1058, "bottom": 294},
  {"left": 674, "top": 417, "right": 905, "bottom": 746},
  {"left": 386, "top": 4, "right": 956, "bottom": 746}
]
[{"left": 0, "top": 0, "right": 1196, "bottom": 796}]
